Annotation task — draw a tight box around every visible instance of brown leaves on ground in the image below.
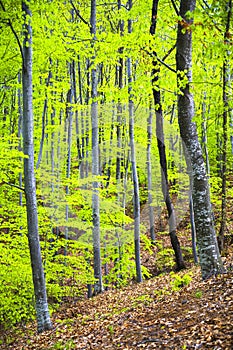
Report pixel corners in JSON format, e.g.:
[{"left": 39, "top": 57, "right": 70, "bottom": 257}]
[{"left": 1, "top": 263, "right": 232, "bottom": 350}]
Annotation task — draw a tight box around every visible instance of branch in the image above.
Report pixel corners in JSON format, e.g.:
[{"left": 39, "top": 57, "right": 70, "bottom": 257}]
[
  {"left": 170, "top": 0, "right": 179, "bottom": 17},
  {"left": 70, "top": 0, "right": 90, "bottom": 26},
  {"left": 0, "top": 72, "right": 20, "bottom": 85},
  {"left": 202, "top": 0, "right": 211, "bottom": 9},
  {"left": 157, "top": 56, "right": 176, "bottom": 73},
  {"left": 200, "top": 2, "right": 222, "bottom": 33},
  {"left": 1, "top": 181, "right": 25, "bottom": 192},
  {"left": 143, "top": 48, "right": 177, "bottom": 74},
  {"left": 162, "top": 43, "right": 176, "bottom": 61},
  {"left": 0, "top": 1, "right": 24, "bottom": 62}
]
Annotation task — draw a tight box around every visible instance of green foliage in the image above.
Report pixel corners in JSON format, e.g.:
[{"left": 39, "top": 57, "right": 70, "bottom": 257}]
[
  {"left": 102, "top": 243, "right": 136, "bottom": 287},
  {"left": 170, "top": 272, "right": 193, "bottom": 291},
  {"left": 194, "top": 290, "right": 203, "bottom": 299},
  {"left": 140, "top": 234, "right": 154, "bottom": 254},
  {"left": 131, "top": 294, "right": 153, "bottom": 307},
  {"left": 51, "top": 340, "right": 75, "bottom": 350},
  {"left": 108, "top": 324, "right": 115, "bottom": 336},
  {"left": 0, "top": 0, "right": 231, "bottom": 331},
  {"left": 156, "top": 240, "right": 175, "bottom": 270},
  {"left": 0, "top": 234, "right": 35, "bottom": 328}
]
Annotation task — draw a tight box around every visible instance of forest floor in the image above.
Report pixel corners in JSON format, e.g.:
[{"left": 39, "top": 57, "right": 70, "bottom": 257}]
[
  {"left": 0, "top": 204, "right": 233, "bottom": 349},
  {"left": 1, "top": 253, "right": 232, "bottom": 349}
]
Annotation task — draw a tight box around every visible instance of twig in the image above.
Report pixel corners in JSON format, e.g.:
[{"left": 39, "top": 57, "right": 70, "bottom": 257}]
[
  {"left": 157, "top": 57, "right": 176, "bottom": 73},
  {"left": 2, "top": 181, "right": 25, "bottom": 192},
  {"left": 170, "top": 0, "right": 179, "bottom": 17},
  {"left": 70, "top": 0, "right": 90, "bottom": 26},
  {"left": 143, "top": 48, "right": 177, "bottom": 73},
  {"left": 0, "top": 1, "right": 24, "bottom": 62},
  {"left": 162, "top": 43, "right": 176, "bottom": 61}
]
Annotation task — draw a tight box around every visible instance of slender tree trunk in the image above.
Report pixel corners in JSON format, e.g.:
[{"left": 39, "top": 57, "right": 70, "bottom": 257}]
[
  {"left": 176, "top": 0, "right": 224, "bottom": 279},
  {"left": 90, "top": 0, "right": 103, "bottom": 294},
  {"left": 147, "top": 105, "right": 156, "bottom": 242},
  {"left": 219, "top": 0, "right": 232, "bottom": 252},
  {"left": 128, "top": 0, "right": 142, "bottom": 283},
  {"left": 65, "top": 84, "right": 73, "bottom": 249},
  {"left": 201, "top": 91, "right": 210, "bottom": 176},
  {"left": 114, "top": 1, "right": 125, "bottom": 278},
  {"left": 77, "top": 57, "right": 86, "bottom": 179},
  {"left": 22, "top": 0, "right": 52, "bottom": 333},
  {"left": 36, "top": 63, "right": 52, "bottom": 170},
  {"left": 189, "top": 193, "right": 198, "bottom": 264},
  {"left": 150, "top": 0, "right": 185, "bottom": 270},
  {"left": 105, "top": 108, "right": 114, "bottom": 188}
]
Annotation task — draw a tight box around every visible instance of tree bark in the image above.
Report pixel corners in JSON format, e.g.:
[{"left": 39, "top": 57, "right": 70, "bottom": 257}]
[
  {"left": 150, "top": 0, "right": 185, "bottom": 270},
  {"left": 90, "top": 0, "right": 103, "bottom": 294},
  {"left": 22, "top": 0, "right": 52, "bottom": 333},
  {"left": 176, "top": 0, "right": 224, "bottom": 279},
  {"left": 36, "top": 64, "right": 52, "bottom": 170},
  {"left": 65, "top": 84, "right": 73, "bottom": 251},
  {"left": 218, "top": 0, "right": 232, "bottom": 253},
  {"left": 147, "top": 105, "right": 156, "bottom": 242},
  {"left": 128, "top": 0, "right": 142, "bottom": 283}
]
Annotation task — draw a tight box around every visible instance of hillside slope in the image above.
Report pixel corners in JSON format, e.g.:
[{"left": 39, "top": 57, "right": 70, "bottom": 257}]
[{"left": 1, "top": 260, "right": 232, "bottom": 350}]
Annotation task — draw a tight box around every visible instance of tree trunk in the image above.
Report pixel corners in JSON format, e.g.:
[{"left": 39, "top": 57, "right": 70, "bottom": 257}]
[
  {"left": 128, "top": 0, "right": 142, "bottom": 283},
  {"left": 176, "top": 0, "right": 224, "bottom": 279},
  {"left": 22, "top": 0, "right": 52, "bottom": 333},
  {"left": 218, "top": 0, "right": 232, "bottom": 253},
  {"left": 147, "top": 105, "right": 156, "bottom": 242},
  {"left": 150, "top": 0, "right": 185, "bottom": 270},
  {"left": 90, "top": 0, "right": 103, "bottom": 294},
  {"left": 65, "top": 84, "right": 73, "bottom": 251},
  {"left": 36, "top": 64, "right": 52, "bottom": 170},
  {"left": 189, "top": 193, "right": 198, "bottom": 264}
]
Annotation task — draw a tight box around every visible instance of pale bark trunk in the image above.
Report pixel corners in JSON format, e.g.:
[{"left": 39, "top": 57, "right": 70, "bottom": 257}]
[
  {"left": 91, "top": 0, "right": 103, "bottom": 294},
  {"left": 147, "top": 106, "right": 155, "bottom": 242},
  {"left": 65, "top": 86, "right": 73, "bottom": 248},
  {"left": 22, "top": 0, "right": 52, "bottom": 333},
  {"left": 176, "top": 0, "right": 224, "bottom": 279},
  {"left": 189, "top": 193, "right": 198, "bottom": 264}
]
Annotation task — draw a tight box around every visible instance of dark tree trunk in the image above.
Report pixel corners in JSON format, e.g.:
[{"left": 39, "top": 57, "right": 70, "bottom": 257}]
[
  {"left": 218, "top": 0, "right": 232, "bottom": 253},
  {"left": 176, "top": 0, "right": 224, "bottom": 279},
  {"left": 36, "top": 64, "right": 52, "bottom": 170},
  {"left": 150, "top": 0, "right": 185, "bottom": 270},
  {"left": 128, "top": 0, "right": 142, "bottom": 283}
]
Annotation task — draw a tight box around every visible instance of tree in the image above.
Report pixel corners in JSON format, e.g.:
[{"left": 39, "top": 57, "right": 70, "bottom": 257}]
[
  {"left": 176, "top": 0, "right": 224, "bottom": 279},
  {"left": 128, "top": 0, "right": 142, "bottom": 283},
  {"left": 147, "top": 105, "right": 156, "bottom": 242},
  {"left": 218, "top": 0, "right": 232, "bottom": 253},
  {"left": 150, "top": 0, "right": 185, "bottom": 270},
  {"left": 90, "top": 0, "right": 103, "bottom": 294},
  {"left": 21, "top": 0, "right": 52, "bottom": 332}
]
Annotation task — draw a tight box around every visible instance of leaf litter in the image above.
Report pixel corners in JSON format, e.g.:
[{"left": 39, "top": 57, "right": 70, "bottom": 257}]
[{"left": 0, "top": 258, "right": 232, "bottom": 350}]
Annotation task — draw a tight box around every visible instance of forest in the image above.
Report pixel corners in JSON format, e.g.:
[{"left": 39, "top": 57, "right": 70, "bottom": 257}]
[{"left": 0, "top": 0, "right": 232, "bottom": 348}]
